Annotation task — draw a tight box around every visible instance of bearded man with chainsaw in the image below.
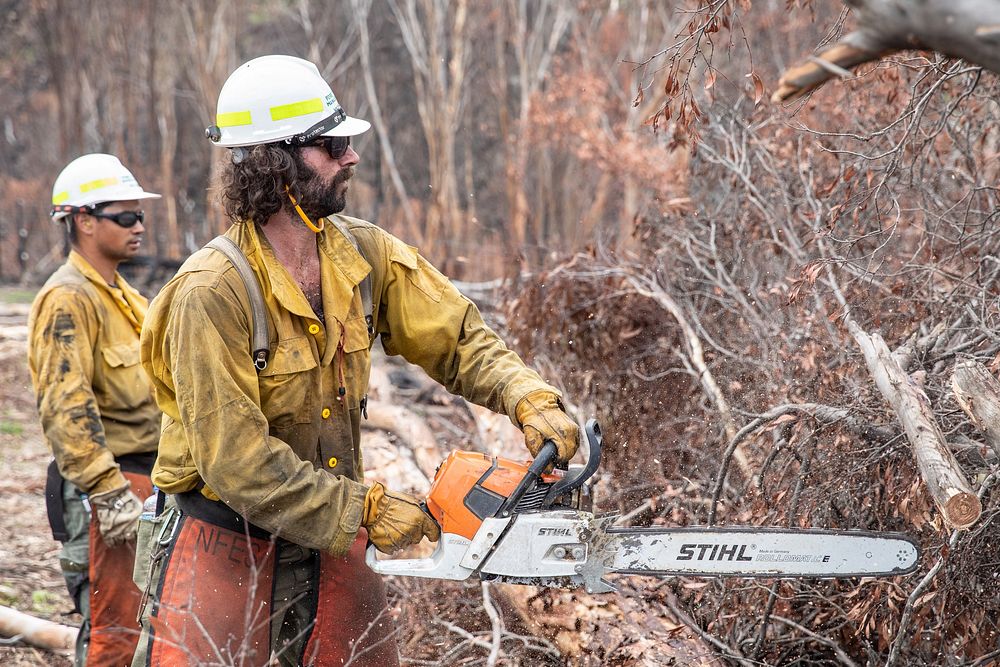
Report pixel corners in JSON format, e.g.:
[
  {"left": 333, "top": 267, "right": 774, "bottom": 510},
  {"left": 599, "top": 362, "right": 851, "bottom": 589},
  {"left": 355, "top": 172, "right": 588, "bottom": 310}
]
[
  {"left": 133, "top": 54, "right": 579, "bottom": 667},
  {"left": 28, "top": 153, "right": 161, "bottom": 667}
]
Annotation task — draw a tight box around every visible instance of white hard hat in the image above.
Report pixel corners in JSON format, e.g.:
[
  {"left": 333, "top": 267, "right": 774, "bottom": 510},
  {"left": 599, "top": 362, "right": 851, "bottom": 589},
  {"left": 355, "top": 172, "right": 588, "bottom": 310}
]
[
  {"left": 206, "top": 55, "right": 371, "bottom": 148},
  {"left": 51, "top": 153, "right": 161, "bottom": 222}
]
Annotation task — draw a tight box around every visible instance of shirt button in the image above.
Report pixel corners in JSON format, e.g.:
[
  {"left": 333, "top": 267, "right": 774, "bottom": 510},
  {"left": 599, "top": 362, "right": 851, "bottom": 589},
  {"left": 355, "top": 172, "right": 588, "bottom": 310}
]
[
  {"left": 327, "top": 457, "right": 338, "bottom": 468},
  {"left": 308, "top": 323, "right": 321, "bottom": 335},
  {"left": 321, "top": 408, "right": 331, "bottom": 419}
]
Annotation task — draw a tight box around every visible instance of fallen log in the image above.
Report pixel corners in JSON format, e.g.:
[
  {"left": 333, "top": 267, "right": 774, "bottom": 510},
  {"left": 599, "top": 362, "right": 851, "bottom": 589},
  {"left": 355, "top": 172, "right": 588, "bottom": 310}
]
[
  {"left": 950, "top": 359, "right": 1000, "bottom": 459},
  {"left": 465, "top": 402, "right": 525, "bottom": 458},
  {"left": 363, "top": 400, "right": 442, "bottom": 482},
  {"left": 847, "top": 320, "right": 981, "bottom": 529},
  {"left": 0, "top": 604, "right": 77, "bottom": 652}
]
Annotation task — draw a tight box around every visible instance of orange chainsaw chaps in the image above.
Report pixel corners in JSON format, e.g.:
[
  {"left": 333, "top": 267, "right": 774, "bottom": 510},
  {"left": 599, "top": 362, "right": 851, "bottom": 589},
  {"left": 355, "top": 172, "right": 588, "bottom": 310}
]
[
  {"left": 425, "top": 451, "right": 563, "bottom": 540},
  {"left": 147, "top": 515, "right": 276, "bottom": 666},
  {"left": 301, "top": 530, "right": 398, "bottom": 667},
  {"left": 87, "top": 470, "right": 153, "bottom": 667}
]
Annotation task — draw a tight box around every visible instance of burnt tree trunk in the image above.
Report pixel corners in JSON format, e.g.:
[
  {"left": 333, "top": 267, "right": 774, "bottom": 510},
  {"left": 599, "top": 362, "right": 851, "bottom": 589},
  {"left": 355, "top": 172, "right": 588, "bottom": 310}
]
[{"left": 775, "top": 0, "right": 1000, "bottom": 102}]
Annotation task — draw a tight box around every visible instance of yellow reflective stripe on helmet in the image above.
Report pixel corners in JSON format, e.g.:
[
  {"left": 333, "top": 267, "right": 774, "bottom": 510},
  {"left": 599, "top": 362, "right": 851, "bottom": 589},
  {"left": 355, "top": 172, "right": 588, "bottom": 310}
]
[
  {"left": 270, "top": 98, "right": 324, "bottom": 121},
  {"left": 80, "top": 177, "right": 119, "bottom": 193},
  {"left": 217, "top": 110, "right": 253, "bottom": 127},
  {"left": 52, "top": 191, "right": 69, "bottom": 204}
]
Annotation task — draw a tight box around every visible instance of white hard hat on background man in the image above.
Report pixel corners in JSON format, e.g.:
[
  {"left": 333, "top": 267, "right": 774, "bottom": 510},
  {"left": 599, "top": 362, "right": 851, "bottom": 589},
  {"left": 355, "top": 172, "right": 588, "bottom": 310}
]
[
  {"left": 50, "top": 153, "right": 160, "bottom": 222},
  {"left": 206, "top": 55, "right": 371, "bottom": 148}
]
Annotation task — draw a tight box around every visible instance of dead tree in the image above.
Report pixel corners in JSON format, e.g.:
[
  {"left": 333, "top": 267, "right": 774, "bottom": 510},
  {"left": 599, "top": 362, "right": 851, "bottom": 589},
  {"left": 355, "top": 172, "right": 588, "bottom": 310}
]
[
  {"left": 775, "top": 0, "right": 1000, "bottom": 101},
  {"left": 389, "top": 0, "right": 469, "bottom": 263},
  {"left": 350, "top": 0, "right": 418, "bottom": 236}
]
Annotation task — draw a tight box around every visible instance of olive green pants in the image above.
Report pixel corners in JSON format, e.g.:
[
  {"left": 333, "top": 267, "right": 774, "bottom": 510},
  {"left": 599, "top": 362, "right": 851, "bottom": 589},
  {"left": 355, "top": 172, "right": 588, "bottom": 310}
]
[{"left": 59, "top": 481, "right": 91, "bottom": 667}]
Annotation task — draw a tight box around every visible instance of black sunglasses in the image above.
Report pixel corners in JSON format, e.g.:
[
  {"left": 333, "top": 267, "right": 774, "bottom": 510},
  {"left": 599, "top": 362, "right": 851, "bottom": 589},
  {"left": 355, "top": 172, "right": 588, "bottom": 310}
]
[
  {"left": 308, "top": 135, "right": 351, "bottom": 160},
  {"left": 90, "top": 208, "right": 145, "bottom": 228}
]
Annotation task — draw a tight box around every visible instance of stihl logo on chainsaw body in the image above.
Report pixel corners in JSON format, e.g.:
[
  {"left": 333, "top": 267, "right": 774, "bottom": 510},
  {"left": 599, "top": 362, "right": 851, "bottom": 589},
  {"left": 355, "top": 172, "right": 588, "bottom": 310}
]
[
  {"left": 538, "top": 528, "right": 573, "bottom": 537},
  {"left": 677, "top": 544, "right": 754, "bottom": 562}
]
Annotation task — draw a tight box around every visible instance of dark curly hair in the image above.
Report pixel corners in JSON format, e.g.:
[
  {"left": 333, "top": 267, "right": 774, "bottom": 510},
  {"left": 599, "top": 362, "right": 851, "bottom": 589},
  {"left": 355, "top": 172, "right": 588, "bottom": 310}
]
[{"left": 220, "top": 144, "right": 301, "bottom": 226}]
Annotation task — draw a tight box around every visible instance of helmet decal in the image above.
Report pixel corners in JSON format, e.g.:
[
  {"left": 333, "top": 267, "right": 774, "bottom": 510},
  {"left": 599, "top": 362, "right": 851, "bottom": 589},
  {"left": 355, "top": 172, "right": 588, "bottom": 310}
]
[
  {"left": 217, "top": 111, "right": 253, "bottom": 128},
  {"left": 270, "top": 97, "right": 324, "bottom": 121}
]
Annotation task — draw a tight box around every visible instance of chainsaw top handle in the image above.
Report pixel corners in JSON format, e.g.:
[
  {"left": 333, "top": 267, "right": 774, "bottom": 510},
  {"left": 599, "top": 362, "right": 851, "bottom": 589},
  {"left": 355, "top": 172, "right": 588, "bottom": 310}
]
[
  {"left": 494, "top": 439, "right": 558, "bottom": 517},
  {"left": 494, "top": 419, "right": 602, "bottom": 516}
]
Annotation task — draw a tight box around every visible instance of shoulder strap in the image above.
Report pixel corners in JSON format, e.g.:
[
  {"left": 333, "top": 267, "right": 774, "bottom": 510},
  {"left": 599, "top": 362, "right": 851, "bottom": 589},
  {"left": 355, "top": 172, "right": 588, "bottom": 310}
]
[
  {"left": 328, "top": 217, "right": 374, "bottom": 337},
  {"left": 205, "top": 236, "right": 271, "bottom": 372}
]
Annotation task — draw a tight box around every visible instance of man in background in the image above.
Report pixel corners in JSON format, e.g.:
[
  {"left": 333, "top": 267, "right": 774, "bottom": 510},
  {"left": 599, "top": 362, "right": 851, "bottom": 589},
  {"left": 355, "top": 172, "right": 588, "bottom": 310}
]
[{"left": 28, "top": 153, "right": 161, "bottom": 666}]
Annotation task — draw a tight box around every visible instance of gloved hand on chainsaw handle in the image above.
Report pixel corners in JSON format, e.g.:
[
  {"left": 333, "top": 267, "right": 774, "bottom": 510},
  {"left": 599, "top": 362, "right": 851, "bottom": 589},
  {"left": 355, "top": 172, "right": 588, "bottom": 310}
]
[
  {"left": 88, "top": 482, "right": 144, "bottom": 547},
  {"left": 363, "top": 482, "right": 440, "bottom": 555},
  {"left": 515, "top": 390, "right": 580, "bottom": 464}
]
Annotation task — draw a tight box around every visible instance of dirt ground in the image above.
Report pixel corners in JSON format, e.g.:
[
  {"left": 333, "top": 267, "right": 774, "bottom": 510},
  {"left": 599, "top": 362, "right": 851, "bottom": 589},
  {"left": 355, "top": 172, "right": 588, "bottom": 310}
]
[{"left": 0, "top": 289, "right": 74, "bottom": 666}]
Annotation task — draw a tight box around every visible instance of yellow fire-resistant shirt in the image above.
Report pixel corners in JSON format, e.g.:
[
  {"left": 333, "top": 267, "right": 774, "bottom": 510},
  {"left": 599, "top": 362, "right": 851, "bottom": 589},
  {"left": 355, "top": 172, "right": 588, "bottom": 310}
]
[
  {"left": 28, "top": 251, "right": 161, "bottom": 495},
  {"left": 141, "top": 217, "right": 558, "bottom": 556}
]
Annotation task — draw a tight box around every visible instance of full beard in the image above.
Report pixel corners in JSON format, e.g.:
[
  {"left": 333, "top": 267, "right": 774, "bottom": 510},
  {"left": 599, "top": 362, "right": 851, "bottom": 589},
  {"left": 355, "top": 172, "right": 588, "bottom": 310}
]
[{"left": 292, "top": 154, "right": 353, "bottom": 220}]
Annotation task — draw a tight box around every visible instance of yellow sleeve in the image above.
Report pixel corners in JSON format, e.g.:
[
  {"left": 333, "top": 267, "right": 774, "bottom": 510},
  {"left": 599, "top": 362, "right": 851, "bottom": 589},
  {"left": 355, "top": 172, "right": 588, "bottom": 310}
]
[
  {"left": 29, "top": 288, "right": 126, "bottom": 494},
  {"left": 153, "top": 281, "right": 367, "bottom": 555},
  {"left": 375, "top": 235, "right": 558, "bottom": 424}
]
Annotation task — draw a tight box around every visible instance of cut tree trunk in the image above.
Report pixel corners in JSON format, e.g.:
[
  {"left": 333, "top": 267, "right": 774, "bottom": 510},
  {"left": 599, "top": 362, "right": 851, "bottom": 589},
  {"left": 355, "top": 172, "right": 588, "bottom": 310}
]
[
  {"left": 363, "top": 400, "right": 442, "bottom": 482},
  {"left": 951, "top": 359, "right": 1000, "bottom": 459},
  {"left": 847, "top": 320, "right": 981, "bottom": 529},
  {"left": 0, "top": 605, "right": 77, "bottom": 652},
  {"left": 774, "top": 0, "right": 1000, "bottom": 102}
]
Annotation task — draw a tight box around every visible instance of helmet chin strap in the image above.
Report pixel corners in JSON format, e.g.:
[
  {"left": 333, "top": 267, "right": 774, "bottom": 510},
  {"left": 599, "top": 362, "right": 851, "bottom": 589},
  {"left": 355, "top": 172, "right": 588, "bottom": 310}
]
[{"left": 285, "top": 186, "right": 325, "bottom": 233}]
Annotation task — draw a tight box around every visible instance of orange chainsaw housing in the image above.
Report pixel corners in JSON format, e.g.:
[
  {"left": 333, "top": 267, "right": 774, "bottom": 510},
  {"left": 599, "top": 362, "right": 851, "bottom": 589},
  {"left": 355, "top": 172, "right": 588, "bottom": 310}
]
[{"left": 425, "top": 451, "right": 563, "bottom": 540}]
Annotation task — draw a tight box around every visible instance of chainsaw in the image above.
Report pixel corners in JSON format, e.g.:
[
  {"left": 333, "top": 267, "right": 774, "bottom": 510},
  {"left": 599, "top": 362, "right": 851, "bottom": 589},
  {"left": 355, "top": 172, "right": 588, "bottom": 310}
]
[{"left": 366, "top": 420, "right": 920, "bottom": 593}]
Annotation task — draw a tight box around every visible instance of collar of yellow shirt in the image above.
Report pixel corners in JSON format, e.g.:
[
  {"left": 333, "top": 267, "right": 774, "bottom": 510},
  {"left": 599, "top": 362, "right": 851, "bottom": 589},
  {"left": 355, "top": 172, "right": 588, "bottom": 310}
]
[
  {"left": 229, "top": 218, "right": 372, "bottom": 332},
  {"left": 67, "top": 250, "right": 145, "bottom": 335}
]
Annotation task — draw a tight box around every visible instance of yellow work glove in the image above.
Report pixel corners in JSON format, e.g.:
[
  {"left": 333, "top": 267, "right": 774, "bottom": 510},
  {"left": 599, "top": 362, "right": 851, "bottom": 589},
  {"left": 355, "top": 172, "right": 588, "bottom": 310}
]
[
  {"left": 515, "top": 390, "right": 580, "bottom": 464},
  {"left": 88, "top": 482, "right": 143, "bottom": 547},
  {"left": 363, "top": 483, "right": 440, "bottom": 555}
]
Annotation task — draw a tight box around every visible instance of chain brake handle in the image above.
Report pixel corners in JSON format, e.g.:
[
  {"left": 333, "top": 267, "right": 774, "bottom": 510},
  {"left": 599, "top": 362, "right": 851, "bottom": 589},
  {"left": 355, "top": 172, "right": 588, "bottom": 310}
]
[{"left": 542, "top": 419, "right": 601, "bottom": 507}]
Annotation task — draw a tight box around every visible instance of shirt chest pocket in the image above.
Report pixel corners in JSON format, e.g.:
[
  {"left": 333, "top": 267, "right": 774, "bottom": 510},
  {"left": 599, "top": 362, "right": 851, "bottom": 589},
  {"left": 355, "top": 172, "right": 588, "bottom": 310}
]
[
  {"left": 258, "top": 336, "right": 319, "bottom": 427},
  {"left": 100, "top": 342, "right": 149, "bottom": 409},
  {"left": 341, "top": 315, "right": 372, "bottom": 405},
  {"left": 390, "top": 242, "right": 445, "bottom": 303}
]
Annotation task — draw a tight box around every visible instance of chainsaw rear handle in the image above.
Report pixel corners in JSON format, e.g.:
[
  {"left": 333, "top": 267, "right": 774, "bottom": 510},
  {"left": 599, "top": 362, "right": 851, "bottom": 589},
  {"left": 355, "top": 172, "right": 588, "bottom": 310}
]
[{"left": 365, "top": 532, "right": 475, "bottom": 580}]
